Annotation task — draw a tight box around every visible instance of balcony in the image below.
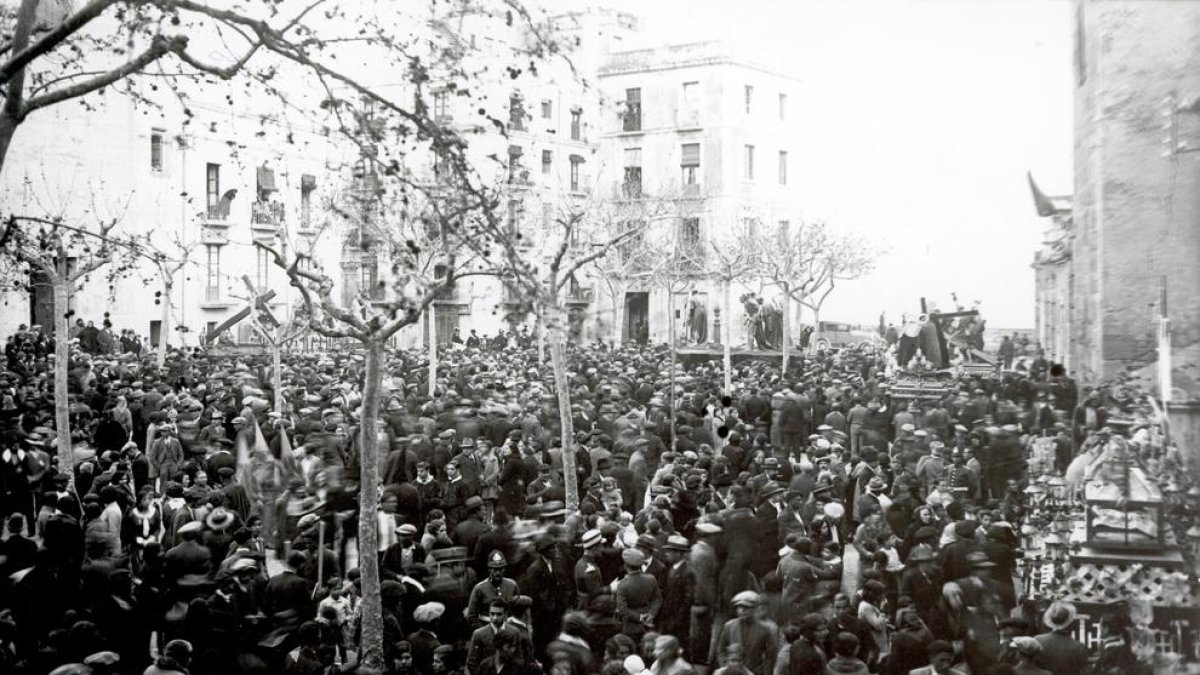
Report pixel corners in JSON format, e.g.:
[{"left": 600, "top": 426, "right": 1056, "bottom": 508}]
[
  {"left": 434, "top": 283, "right": 460, "bottom": 303},
  {"left": 251, "top": 201, "right": 285, "bottom": 228},
  {"left": 205, "top": 203, "right": 232, "bottom": 226},
  {"left": 566, "top": 287, "right": 594, "bottom": 305},
  {"left": 622, "top": 108, "right": 642, "bottom": 133}
]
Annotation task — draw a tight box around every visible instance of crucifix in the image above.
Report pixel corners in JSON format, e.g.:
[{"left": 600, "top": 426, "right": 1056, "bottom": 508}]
[{"left": 205, "top": 275, "right": 280, "bottom": 344}]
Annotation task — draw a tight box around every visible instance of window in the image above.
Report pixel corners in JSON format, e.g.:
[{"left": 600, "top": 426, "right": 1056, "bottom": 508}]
[
  {"left": 507, "top": 145, "right": 525, "bottom": 183},
  {"left": 509, "top": 94, "right": 525, "bottom": 131},
  {"left": 679, "top": 218, "right": 701, "bottom": 248},
  {"left": 506, "top": 199, "right": 525, "bottom": 235},
  {"left": 433, "top": 90, "right": 450, "bottom": 121},
  {"left": 744, "top": 145, "right": 755, "bottom": 181},
  {"left": 205, "top": 163, "right": 221, "bottom": 217},
  {"left": 542, "top": 149, "right": 553, "bottom": 175},
  {"left": 779, "top": 93, "right": 787, "bottom": 121},
  {"left": 681, "top": 81, "right": 699, "bottom": 125},
  {"left": 741, "top": 217, "right": 760, "bottom": 239},
  {"left": 150, "top": 130, "right": 164, "bottom": 171},
  {"left": 778, "top": 220, "right": 791, "bottom": 244},
  {"left": 542, "top": 203, "right": 554, "bottom": 231},
  {"left": 623, "top": 147, "right": 642, "bottom": 198},
  {"left": 362, "top": 256, "right": 381, "bottom": 300},
  {"left": 570, "top": 155, "right": 584, "bottom": 192},
  {"left": 744, "top": 85, "right": 753, "bottom": 114},
  {"left": 541, "top": 99, "right": 553, "bottom": 119},
  {"left": 256, "top": 247, "right": 270, "bottom": 292},
  {"left": 778, "top": 150, "right": 788, "bottom": 185},
  {"left": 300, "top": 174, "right": 316, "bottom": 228},
  {"left": 570, "top": 109, "right": 582, "bottom": 140},
  {"left": 205, "top": 321, "right": 217, "bottom": 345},
  {"left": 205, "top": 245, "right": 221, "bottom": 301},
  {"left": 680, "top": 143, "right": 700, "bottom": 187},
  {"left": 623, "top": 88, "right": 641, "bottom": 132}
]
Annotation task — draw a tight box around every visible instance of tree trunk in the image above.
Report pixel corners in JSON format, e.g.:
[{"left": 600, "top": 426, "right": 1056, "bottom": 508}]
[
  {"left": 156, "top": 279, "right": 172, "bottom": 368},
  {"left": 611, "top": 281, "right": 624, "bottom": 346},
  {"left": 537, "top": 309, "right": 546, "bottom": 366},
  {"left": 272, "top": 336, "right": 284, "bottom": 415},
  {"left": 0, "top": 115, "right": 18, "bottom": 181},
  {"left": 782, "top": 291, "right": 792, "bottom": 377},
  {"left": 357, "top": 338, "right": 386, "bottom": 671},
  {"left": 426, "top": 311, "right": 437, "bottom": 398},
  {"left": 812, "top": 306, "right": 821, "bottom": 351},
  {"left": 53, "top": 277, "right": 73, "bottom": 488},
  {"left": 546, "top": 304, "right": 578, "bottom": 509},
  {"left": 0, "top": 0, "right": 37, "bottom": 177},
  {"left": 668, "top": 287, "right": 677, "bottom": 452},
  {"left": 723, "top": 278, "right": 732, "bottom": 394}
]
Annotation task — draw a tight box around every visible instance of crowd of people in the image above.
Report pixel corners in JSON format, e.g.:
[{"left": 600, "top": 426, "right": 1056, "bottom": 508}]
[{"left": 0, "top": 318, "right": 1170, "bottom": 675}]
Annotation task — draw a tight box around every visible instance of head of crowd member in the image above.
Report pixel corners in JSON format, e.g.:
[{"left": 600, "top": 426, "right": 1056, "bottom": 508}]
[
  {"left": 799, "top": 613, "right": 830, "bottom": 646},
  {"left": 732, "top": 591, "right": 759, "bottom": 623},
  {"left": 479, "top": 597, "right": 506, "bottom": 630},
  {"left": 928, "top": 640, "right": 957, "bottom": 674},
  {"left": 487, "top": 550, "right": 508, "bottom": 584}
]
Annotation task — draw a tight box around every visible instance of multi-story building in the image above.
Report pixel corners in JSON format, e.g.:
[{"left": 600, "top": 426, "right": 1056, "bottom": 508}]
[
  {"left": 593, "top": 40, "right": 803, "bottom": 345},
  {"left": 2, "top": 7, "right": 804, "bottom": 353},
  {"left": 1064, "top": 0, "right": 1200, "bottom": 400},
  {"left": 1033, "top": 0, "right": 1200, "bottom": 465},
  {"left": 1028, "top": 173, "right": 1073, "bottom": 367},
  {"left": 0, "top": 91, "right": 348, "bottom": 344}
]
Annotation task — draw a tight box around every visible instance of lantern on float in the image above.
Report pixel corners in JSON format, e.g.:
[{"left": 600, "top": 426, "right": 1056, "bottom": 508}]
[{"left": 1044, "top": 533, "right": 1066, "bottom": 562}]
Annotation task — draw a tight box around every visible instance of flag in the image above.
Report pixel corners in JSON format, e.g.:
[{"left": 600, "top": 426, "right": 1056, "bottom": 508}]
[{"left": 277, "top": 422, "right": 300, "bottom": 483}]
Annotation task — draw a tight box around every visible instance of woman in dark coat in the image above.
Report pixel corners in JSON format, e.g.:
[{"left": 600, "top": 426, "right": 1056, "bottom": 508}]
[{"left": 496, "top": 446, "right": 527, "bottom": 518}]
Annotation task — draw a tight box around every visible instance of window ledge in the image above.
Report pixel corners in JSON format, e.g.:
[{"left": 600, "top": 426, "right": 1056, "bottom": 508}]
[
  {"left": 204, "top": 219, "right": 232, "bottom": 228},
  {"left": 199, "top": 302, "right": 235, "bottom": 310}
]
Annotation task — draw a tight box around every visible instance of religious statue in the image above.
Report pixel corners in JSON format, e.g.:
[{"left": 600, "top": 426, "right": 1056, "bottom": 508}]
[{"left": 686, "top": 290, "right": 708, "bottom": 345}]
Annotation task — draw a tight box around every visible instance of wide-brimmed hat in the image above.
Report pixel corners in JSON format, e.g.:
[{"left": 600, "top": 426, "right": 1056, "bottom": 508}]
[
  {"left": 286, "top": 495, "right": 325, "bottom": 517},
  {"left": 664, "top": 535, "right": 690, "bottom": 552},
  {"left": 581, "top": 529, "right": 602, "bottom": 549},
  {"left": 205, "top": 508, "right": 236, "bottom": 531},
  {"left": 1043, "top": 601, "right": 1078, "bottom": 631},
  {"left": 867, "top": 477, "right": 887, "bottom": 493},
  {"left": 760, "top": 481, "right": 785, "bottom": 499},
  {"left": 906, "top": 544, "right": 935, "bottom": 563}
]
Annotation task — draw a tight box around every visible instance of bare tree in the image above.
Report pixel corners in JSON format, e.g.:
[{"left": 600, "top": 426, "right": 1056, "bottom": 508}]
[
  {"left": 704, "top": 237, "right": 756, "bottom": 394},
  {"left": 481, "top": 198, "right": 645, "bottom": 509},
  {"left": 796, "top": 231, "right": 878, "bottom": 348},
  {"left": 0, "top": 213, "right": 141, "bottom": 485},
  {"left": 754, "top": 220, "right": 879, "bottom": 371}
]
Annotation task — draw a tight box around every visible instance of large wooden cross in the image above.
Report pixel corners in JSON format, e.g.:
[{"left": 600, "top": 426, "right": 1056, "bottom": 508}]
[{"left": 205, "top": 275, "right": 279, "bottom": 343}]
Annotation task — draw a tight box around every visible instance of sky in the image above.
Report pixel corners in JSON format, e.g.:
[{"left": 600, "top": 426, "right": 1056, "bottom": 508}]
[{"left": 564, "top": 0, "right": 1075, "bottom": 329}]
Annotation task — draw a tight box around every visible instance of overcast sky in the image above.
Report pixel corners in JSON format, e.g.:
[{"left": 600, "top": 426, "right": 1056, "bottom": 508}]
[{"left": 573, "top": 0, "right": 1074, "bottom": 329}]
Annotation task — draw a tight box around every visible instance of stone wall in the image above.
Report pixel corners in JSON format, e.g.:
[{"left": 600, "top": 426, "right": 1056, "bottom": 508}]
[{"left": 1072, "top": 0, "right": 1200, "bottom": 399}]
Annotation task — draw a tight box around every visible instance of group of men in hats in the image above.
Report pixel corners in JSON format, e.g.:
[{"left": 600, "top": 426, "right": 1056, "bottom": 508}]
[{"left": 0, "top": 316, "right": 1157, "bottom": 675}]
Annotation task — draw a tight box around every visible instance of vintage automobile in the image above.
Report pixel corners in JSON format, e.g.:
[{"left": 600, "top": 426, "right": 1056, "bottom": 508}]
[{"left": 809, "top": 321, "right": 884, "bottom": 350}]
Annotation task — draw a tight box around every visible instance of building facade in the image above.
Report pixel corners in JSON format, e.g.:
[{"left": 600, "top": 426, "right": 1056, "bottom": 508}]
[
  {"left": 593, "top": 40, "right": 803, "bottom": 346},
  {"left": 1065, "top": 0, "right": 1200, "bottom": 400},
  {"left": 0, "top": 92, "right": 348, "bottom": 346},
  {"left": 1029, "top": 174, "right": 1073, "bottom": 368}
]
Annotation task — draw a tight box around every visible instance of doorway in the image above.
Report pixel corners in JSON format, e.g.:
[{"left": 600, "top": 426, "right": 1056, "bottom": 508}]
[
  {"left": 623, "top": 292, "right": 649, "bottom": 344},
  {"left": 29, "top": 270, "right": 55, "bottom": 333}
]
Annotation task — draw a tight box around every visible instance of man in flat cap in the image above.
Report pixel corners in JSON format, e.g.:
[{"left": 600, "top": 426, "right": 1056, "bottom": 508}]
[{"left": 614, "top": 547, "right": 661, "bottom": 641}]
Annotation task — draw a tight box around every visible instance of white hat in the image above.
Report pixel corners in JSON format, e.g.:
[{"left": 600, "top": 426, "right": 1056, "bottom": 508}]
[
  {"left": 414, "top": 602, "right": 446, "bottom": 623},
  {"left": 823, "top": 502, "right": 845, "bottom": 520}
]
